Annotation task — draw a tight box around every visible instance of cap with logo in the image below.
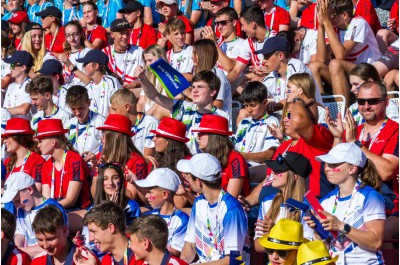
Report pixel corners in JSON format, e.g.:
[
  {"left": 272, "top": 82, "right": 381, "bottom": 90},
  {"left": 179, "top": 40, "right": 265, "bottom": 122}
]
[{"left": 110, "top": 19, "right": 131, "bottom": 32}]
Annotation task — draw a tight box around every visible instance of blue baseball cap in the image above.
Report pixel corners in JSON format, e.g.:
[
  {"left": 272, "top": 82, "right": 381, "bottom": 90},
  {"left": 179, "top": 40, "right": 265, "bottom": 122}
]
[
  {"left": 255, "top": 36, "right": 290, "bottom": 55},
  {"left": 76, "top": 49, "right": 109, "bottom": 65},
  {"left": 4, "top": 51, "right": 34, "bottom": 67},
  {"left": 36, "top": 59, "right": 63, "bottom": 74}
]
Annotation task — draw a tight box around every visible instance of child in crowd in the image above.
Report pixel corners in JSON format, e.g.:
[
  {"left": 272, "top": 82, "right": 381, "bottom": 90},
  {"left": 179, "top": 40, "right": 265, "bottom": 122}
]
[
  {"left": 135, "top": 168, "right": 189, "bottom": 257},
  {"left": 26, "top": 75, "right": 70, "bottom": 131},
  {"left": 234, "top": 81, "right": 280, "bottom": 166},
  {"left": 127, "top": 215, "right": 189, "bottom": 265},
  {"left": 65, "top": 85, "right": 105, "bottom": 155},
  {"left": 1, "top": 208, "right": 31, "bottom": 265}
]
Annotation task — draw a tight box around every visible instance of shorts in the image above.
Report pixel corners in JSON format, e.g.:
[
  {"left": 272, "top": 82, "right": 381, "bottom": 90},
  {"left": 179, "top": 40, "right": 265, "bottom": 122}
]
[{"left": 376, "top": 46, "right": 399, "bottom": 70}]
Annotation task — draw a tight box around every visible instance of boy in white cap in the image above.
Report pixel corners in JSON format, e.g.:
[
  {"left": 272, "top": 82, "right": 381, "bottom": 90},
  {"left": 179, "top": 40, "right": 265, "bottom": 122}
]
[
  {"left": 2, "top": 172, "right": 68, "bottom": 257},
  {"left": 135, "top": 168, "right": 189, "bottom": 257},
  {"left": 177, "top": 153, "right": 249, "bottom": 265}
]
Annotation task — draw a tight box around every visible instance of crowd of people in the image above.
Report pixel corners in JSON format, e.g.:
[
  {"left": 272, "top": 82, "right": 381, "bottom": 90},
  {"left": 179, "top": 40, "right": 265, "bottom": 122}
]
[{"left": 0, "top": 0, "right": 399, "bottom": 263}]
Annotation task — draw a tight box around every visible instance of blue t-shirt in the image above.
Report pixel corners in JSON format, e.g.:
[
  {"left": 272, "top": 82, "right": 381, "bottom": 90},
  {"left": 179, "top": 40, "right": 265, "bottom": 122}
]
[
  {"left": 61, "top": 6, "right": 83, "bottom": 25},
  {"left": 177, "top": 0, "right": 205, "bottom": 28},
  {"left": 97, "top": 0, "right": 124, "bottom": 28},
  {"left": 137, "top": 0, "right": 161, "bottom": 24},
  {"left": 27, "top": 1, "right": 54, "bottom": 25}
]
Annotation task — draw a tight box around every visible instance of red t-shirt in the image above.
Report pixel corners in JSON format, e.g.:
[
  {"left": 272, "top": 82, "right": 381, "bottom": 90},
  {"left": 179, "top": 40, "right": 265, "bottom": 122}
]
[
  {"left": 390, "top": 0, "right": 399, "bottom": 33},
  {"left": 45, "top": 26, "right": 66, "bottom": 53},
  {"left": 354, "top": 0, "right": 381, "bottom": 34},
  {"left": 221, "top": 150, "right": 250, "bottom": 196},
  {"left": 206, "top": 17, "right": 243, "bottom": 41},
  {"left": 85, "top": 25, "right": 108, "bottom": 50},
  {"left": 31, "top": 241, "right": 76, "bottom": 265},
  {"left": 267, "top": 125, "right": 334, "bottom": 197},
  {"left": 3, "top": 243, "right": 31, "bottom": 265},
  {"left": 129, "top": 24, "right": 157, "bottom": 49},
  {"left": 101, "top": 249, "right": 143, "bottom": 265},
  {"left": 42, "top": 150, "right": 91, "bottom": 209},
  {"left": 300, "top": 3, "right": 318, "bottom": 30},
  {"left": 142, "top": 255, "right": 188, "bottom": 265},
  {"left": 4, "top": 151, "right": 45, "bottom": 182},
  {"left": 14, "top": 38, "right": 22, "bottom": 50},
  {"left": 264, "top": 6, "right": 290, "bottom": 33},
  {"left": 158, "top": 15, "right": 194, "bottom": 50}
]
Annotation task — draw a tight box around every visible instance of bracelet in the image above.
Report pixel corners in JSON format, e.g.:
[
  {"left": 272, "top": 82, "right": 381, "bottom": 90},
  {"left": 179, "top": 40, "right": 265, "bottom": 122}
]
[{"left": 70, "top": 66, "right": 78, "bottom": 73}]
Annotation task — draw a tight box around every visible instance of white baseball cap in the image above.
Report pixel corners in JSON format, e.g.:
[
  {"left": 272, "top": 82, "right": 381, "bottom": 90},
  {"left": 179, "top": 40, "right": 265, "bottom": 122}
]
[
  {"left": 135, "top": 168, "right": 181, "bottom": 191},
  {"left": 316, "top": 143, "right": 367, "bottom": 167},
  {"left": 177, "top": 153, "right": 221, "bottom": 181},
  {"left": 157, "top": 0, "right": 177, "bottom": 6},
  {"left": 2, "top": 172, "right": 35, "bottom": 203}
]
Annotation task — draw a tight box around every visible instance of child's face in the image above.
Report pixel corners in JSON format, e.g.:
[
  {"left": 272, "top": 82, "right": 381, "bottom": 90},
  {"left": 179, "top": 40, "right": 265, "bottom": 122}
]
[
  {"left": 152, "top": 135, "right": 169, "bottom": 153},
  {"left": 12, "top": 188, "right": 35, "bottom": 211},
  {"left": 30, "top": 92, "right": 50, "bottom": 111},
  {"left": 83, "top": 62, "right": 96, "bottom": 76},
  {"left": 10, "top": 63, "right": 25, "bottom": 78},
  {"left": 285, "top": 82, "right": 303, "bottom": 103},
  {"left": 196, "top": 132, "right": 209, "bottom": 150},
  {"left": 87, "top": 222, "right": 114, "bottom": 253},
  {"left": 145, "top": 187, "right": 167, "bottom": 209},
  {"left": 36, "top": 226, "right": 68, "bottom": 256},
  {"left": 244, "top": 100, "right": 267, "bottom": 120},
  {"left": 103, "top": 168, "right": 121, "bottom": 197},
  {"left": 110, "top": 102, "right": 129, "bottom": 116},
  {"left": 167, "top": 29, "right": 185, "bottom": 49},
  {"left": 69, "top": 102, "right": 90, "bottom": 123},
  {"left": 144, "top": 53, "right": 158, "bottom": 66},
  {"left": 129, "top": 233, "right": 147, "bottom": 261},
  {"left": 158, "top": 2, "right": 176, "bottom": 18},
  {"left": 191, "top": 81, "right": 216, "bottom": 106}
]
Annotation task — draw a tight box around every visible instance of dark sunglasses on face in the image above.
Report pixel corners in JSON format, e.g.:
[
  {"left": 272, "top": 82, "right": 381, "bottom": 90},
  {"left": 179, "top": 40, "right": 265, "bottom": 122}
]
[
  {"left": 215, "top": 20, "right": 231, "bottom": 26},
  {"left": 10, "top": 63, "right": 22, "bottom": 69},
  {"left": 264, "top": 248, "right": 291, "bottom": 259},
  {"left": 285, "top": 112, "right": 291, "bottom": 119},
  {"left": 356, "top": 98, "right": 385, "bottom": 105}
]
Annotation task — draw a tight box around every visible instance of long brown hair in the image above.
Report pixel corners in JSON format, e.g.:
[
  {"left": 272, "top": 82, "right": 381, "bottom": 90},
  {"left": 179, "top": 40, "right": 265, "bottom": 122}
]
[
  {"left": 63, "top": 21, "right": 86, "bottom": 54},
  {"left": 154, "top": 138, "right": 191, "bottom": 175},
  {"left": 358, "top": 159, "right": 381, "bottom": 190},
  {"left": 201, "top": 134, "right": 233, "bottom": 168},
  {"left": 5, "top": 134, "right": 40, "bottom": 173},
  {"left": 193, "top": 39, "right": 218, "bottom": 74}
]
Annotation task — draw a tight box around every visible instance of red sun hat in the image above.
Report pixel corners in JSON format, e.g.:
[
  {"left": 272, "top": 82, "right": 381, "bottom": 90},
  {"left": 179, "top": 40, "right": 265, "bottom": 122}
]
[
  {"left": 2, "top": 118, "right": 35, "bottom": 137},
  {"left": 150, "top": 117, "right": 189, "bottom": 143},
  {"left": 97, "top": 114, "right": 135, "bottom": 137},
  {"left": 35, "top": 119, "right": 69, "bottom": 139},
  {"left": 192, "top": 114, "right": 232, "bottom": 136},
  {"left": 7, "top": 11, "right": 30, "bottom": 24}
]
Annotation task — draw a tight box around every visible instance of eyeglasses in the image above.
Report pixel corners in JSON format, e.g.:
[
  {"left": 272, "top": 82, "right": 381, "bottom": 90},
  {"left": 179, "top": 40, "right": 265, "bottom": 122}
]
[
  {"left": 99, "top": 162, "right": 121, "bottom": 169},
  {"left": 65, "top": 32, "right": 81, "bottom": 39},
  {"left": 215, "top": 20, "right": 231, "bottom": 26},
  {"left": 10, "top": 63, "right": 22, "bottom": 70},
  {"left": 356, "top": 98, "right": 385, "bottom": 105},
  {"left": 264, "top": 248, "right": 291, "bottom": 259}
]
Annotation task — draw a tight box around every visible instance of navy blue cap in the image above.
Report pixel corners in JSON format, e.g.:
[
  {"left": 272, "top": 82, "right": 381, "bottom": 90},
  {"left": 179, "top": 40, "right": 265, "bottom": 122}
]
[
  {"left": 119, "top": 1, "right": 144, "bottom": 13},
  {"left": 110, "top": 19, "right": 131, "bottom": 32},
  {"left": 35, "top": 6, "right": 62, "bottom": 19},
  {"left": 255, "top": 36, "right": 290, "bottom": 55},
  {"left": 4, "top": 51, "right": 34, "bottom": 67},
  {"left": 76, "top": 49, "right": 109, "bottom": 65},
  {"left": 36, "top": 59, "right": 63, "bottom": 74}
]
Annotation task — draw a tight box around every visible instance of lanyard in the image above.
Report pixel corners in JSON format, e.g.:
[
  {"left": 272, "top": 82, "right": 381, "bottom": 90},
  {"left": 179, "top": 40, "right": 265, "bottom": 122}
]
[
  {"left": 130, "top": 27, "right": 142, "bottom": 46},
  {"left": 8, "top": 78, "right": 29, "bottom": 108},
  {"left": 87, "top": 25, "right": 98, "bottom": 42},
  {"left": 265, "top": 7, "right": 276, "bottom": 38},
  {"left": 112, "top": 45, "right": 128, "bottom": 81},
  {"left": 11, "top": 151, "right": 31, "bottom": 173},
  {"left": 166, "top": 207, "right": 177, "bottom": 247},
  {"left": 353, "top": 0, "right": 359, "bottom": 15},
  {"left": 275, "top": 71, "right": 287, "bottom": 101},
  {"left": 358, "top": 118, "right": 388, "bottom": 150},
  {"left": 240, "top": 113, "right": 269, "bottom": 152},
  {"left": 51, "top": 151, "right": 67, "bottom": 199},
  {"left": 111, "top": 248, "right": 128, "bottom": 265},
  {"left": 63, "top": 6, "right": 78, "bottom": 25},
  {"left": 332, "top": 182, "right": 359, "bottom": 218},
  {"left": 49, "top": 26, "right": 60, "bottom": 52},
  {"left": 91, "top": 78, "right": 106, "bottom": 113},
  {"left": 204, "top": 190, "right": 225, "bottom": 257},
  {"left": 76, "top": 112, "right": 92, "bottom": 153}
]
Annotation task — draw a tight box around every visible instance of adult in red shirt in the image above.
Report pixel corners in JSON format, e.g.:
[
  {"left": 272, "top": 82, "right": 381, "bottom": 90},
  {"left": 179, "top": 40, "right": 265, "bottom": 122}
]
[
  {"left": 353, "top": 0, "right": 381, "bottom": 35},
  {"left": 37, "top": 119, "right": 91, "bottom": 212},
  {"left": 258, "top": 0, "right": 290, "bottom": 36},
  {"left": 193, "top": 114, "right": 251, "bottom": 197},
  {"left": 82, "top": 2, "right": 108, "bottom": 50},
  {"left": 36, "top": 6, "right": 66, "bottom": 53},
  {"left": 119, "top": 1, "right": 157, "bottom": 49},
  {"left": 2, "top": 118, "right": 45, "bottom": 191}
]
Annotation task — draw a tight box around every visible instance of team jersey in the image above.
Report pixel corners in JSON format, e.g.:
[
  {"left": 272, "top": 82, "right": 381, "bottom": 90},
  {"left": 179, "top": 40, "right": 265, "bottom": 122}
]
[
  {"left": 2, "top": 242, "right": 31, "bottom": 265},
  {"left": 15, "top": 198, "right": 68, "bottom": 247},
  {"left": 234, "top": 114, "right": 280, "bottom": 166},
  {"left": 61, "top": 6, "right": 83, "bottom": 25},
  {"left": 221, "top": 151, "right": 251, "bottom": 197},
  {"left": 3, "top": 79, "right": 32, "bottom": 120},
  {"left": 124, "top": 199, "right": 141, "bottom": 225},
  {"left": 31, "top": 241, "right": 76, "bottom": 265},
  {"left": 263, "top": 6, "right": 290, "bottom": 37},
  {"left": 338, "top": 17, "right": 381, "bottom": 64},
  {"left": 44, "top": 26, "right": 66, "bottom": 53},
  {"left": 97, "top": 0, "right": 124, "bottom": 29},
  {"left": 295, "top": 28, "right": 317, "bottom": 65},
  {"left": 320, "top": 184, "right": 386, "bottom": 265},
  {"left": 217, "top": 37, "right": 245, "bottom": 74},
  {"left": 85, "top": 25, "right": 108, "bottom": 50},
  {"left": 27, "top": 1, "right": 54, "bottom": 24},
  {"left": 66, "top": 111, "right": 105, "bottom": 155},
  {"left": 102, "top": 44, "right": 144, "bottom": 84},
  {"left": 41, "top": 150, "right": 91, "bottom": 209},
  {"left": 146, "top": 208, "right": 189, "bottom": 251},
  {"left": 128, "top": 24, "right": 157, "bottom": 49},
  {"left": 87, "top": 75, "right": 121, "bottom": 117},
  {"left": 63, "top": 48, "right": 92, "bottom": 86},
  {"left": 101, "top": 248, "right": 140, "bottom": 265},
  {"left": 184, "top": 191, "right": 249, "bottom": 264},
  {"left": 31, "top": 106, "right": 71, "bottom": 131},
  {"left": 300, "top": 3, "right": 318, "bottom": 30},
  {"left": 349, "top": 101, "right": 399, "bottom": 125},
  {"left": 142, "top": 254, "right": 188, "bottom": 265},
  {"left": 212, "top": 67, "right": 232, "bottom": 118},
  {"left": 167, "top": 44, "right": 194, "bottom": 74},
  {"left": 171, "top": 100, "right": 231, "bottom": 154},
  {"left": 131, "top": 113, "right": 159, "bottom": 155},
  {"left": 237, "top": 37, "right": 267, "bottom": 67},
  {"left": 354, "top": 0, "right": 381, "bottom": 34},
  {"left": 4, "top": 151, "right": 45, "bottom": 182}
]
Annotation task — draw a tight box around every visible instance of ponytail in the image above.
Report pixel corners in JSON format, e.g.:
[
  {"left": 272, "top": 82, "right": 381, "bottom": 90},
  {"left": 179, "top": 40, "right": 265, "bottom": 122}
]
[
  {"left": 99, "top": 63, "right": 124, "bottom": 85},
  {"left": 359, "top": 159, "right": 381, "bottom": 190}
]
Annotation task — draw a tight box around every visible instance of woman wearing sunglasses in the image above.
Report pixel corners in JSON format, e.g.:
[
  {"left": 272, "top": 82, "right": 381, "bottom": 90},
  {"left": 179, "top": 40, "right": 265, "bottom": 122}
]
[
  {"left": 82, "top": 1, "right": 108, "bottom": 50},
  {"left": 305, "top": 143, "right": 385, "bottom": 265},
  {"left": 254, "top": 151, "right": 312, "bottom": 253},
  {"left": 348, "top": 63, "right": 398, "bottom": 125}
]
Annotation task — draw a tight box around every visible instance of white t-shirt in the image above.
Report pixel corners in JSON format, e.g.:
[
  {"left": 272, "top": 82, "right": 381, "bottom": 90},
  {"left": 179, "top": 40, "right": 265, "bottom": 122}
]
[
  {"left": 1, "top": 58, "right": 11, "bottom": 108},
  {"left": 65, "top": 111, "right": 105, "bottom": 155},
  {"left": 53, "top": 85, "right": 71, "bottom": 114},
  {"left": 339, "top": 17, "right": 381, "bottom": 64},
  {"left": 87, "top": 75, "right": 121, "bottom": 117},
  {"left": 102, "top": 44, "right": 144, "bottom": 84},
  {"left": 320, "top": 184, "right": 386, "bottom": 265},
  {"left": 212, "top": 67, "right": 232, "bottom": 118},
  {"left": 31, "top": 106, "right": 71, "bottom": 131},
  {"left": 3, "top": 79, "right": 32, "bottom": 120},
  {"left": 147, "top": 209, "right": 189, "bottom": 251},
  {"left": 131, "top": 114, "right": 159, "bottom": 154},
  {"left": 217, "top": 37, "right": 245, "bottom": 74},
  {"left": 237, "top": 37, "right": 266, "bottom": 67},
  {"left": 63, "top": 48, "right": 92, "bottom": 85},
  {"left": 167, "top": 44, "right": 194, "bottom": 74},
  {"left": 296, "top": 28, "right": 317, "bottom": 65},
  {"left": 184, "top": 191, "right": 250, "bottom": 264}
]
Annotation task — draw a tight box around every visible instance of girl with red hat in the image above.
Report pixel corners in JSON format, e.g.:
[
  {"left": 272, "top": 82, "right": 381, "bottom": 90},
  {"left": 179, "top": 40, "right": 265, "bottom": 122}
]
[
  {"left": 193, "top": 114, "right": 250, "bottom": 197},
  {"left": 37, "top": 119, "right": 91, "bottom": 219},
  {"left": 2, "top": 118, "right": 45, "bottom": 191},
  {"left": 7, "top": 11, "right": 30, "bottom": 50}
]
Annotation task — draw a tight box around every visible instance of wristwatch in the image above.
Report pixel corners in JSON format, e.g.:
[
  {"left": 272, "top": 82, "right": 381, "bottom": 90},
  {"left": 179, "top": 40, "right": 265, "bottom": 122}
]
[
  {"left": 354, "top": 140, "right": 363, "bottom": 148},
  {"left": 340, "top": 223, "right": 352, "bottom": 234},
  {"left": 71, "top": 66, "right": 78, "bottom": 73}
]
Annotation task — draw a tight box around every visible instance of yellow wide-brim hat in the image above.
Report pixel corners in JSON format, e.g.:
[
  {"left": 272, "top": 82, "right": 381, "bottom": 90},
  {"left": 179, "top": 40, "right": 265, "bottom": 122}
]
[
  {"left": 297, "top": 240, "right": 339, "bottom": 265},
  {"left": 259, "top": 218, "right": 304, "bottom": 250}
]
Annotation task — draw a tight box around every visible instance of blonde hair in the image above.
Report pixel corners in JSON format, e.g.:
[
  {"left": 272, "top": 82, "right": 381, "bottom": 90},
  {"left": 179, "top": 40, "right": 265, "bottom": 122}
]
[
  {"left": 22, "top": 30, "right": 46, "bottom": 72},
  {"left": 143, "top": 45, "right": 167, "bottom": 106},
  {"left": 110, "top": 88, "right": 137, "bottom": 107},
  {"left": 287, "top": 73, "right": 316, "bottom": 100},
  {"left": 266, "top": 171, "right": 306, "bottom": 222}
]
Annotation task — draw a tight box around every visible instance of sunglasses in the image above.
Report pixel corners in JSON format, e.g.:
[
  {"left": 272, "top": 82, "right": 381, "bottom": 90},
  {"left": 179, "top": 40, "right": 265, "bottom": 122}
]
[
  {"left": 356, "top": 98, "right": 385, "bottom": 105},
  {"left": 264, "top": 248, "right": 291, "bottom": 259},
  {"left": 215, "top": 19, "right": 231, "bottom": 26},
  {"left": 99, "top": 162, "right": 121, "bottom": 169},
  {"left": 10, "top": 63, "right": 22, "bottom": 69},
  {"left": 285, "top": 112, "right": 291, "bottom": 119}
]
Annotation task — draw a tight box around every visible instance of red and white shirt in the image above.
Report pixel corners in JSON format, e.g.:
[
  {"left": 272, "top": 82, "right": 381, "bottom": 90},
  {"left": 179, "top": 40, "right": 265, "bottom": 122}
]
[
  {"left": 2, "top": 243, "right": 31, "bottom": 265},
  {"left": 4, "top": 151, "right": 45, "bottom": 182},
  {"left": 236, "top": 37, "right": 267, "bottom": 67}
]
